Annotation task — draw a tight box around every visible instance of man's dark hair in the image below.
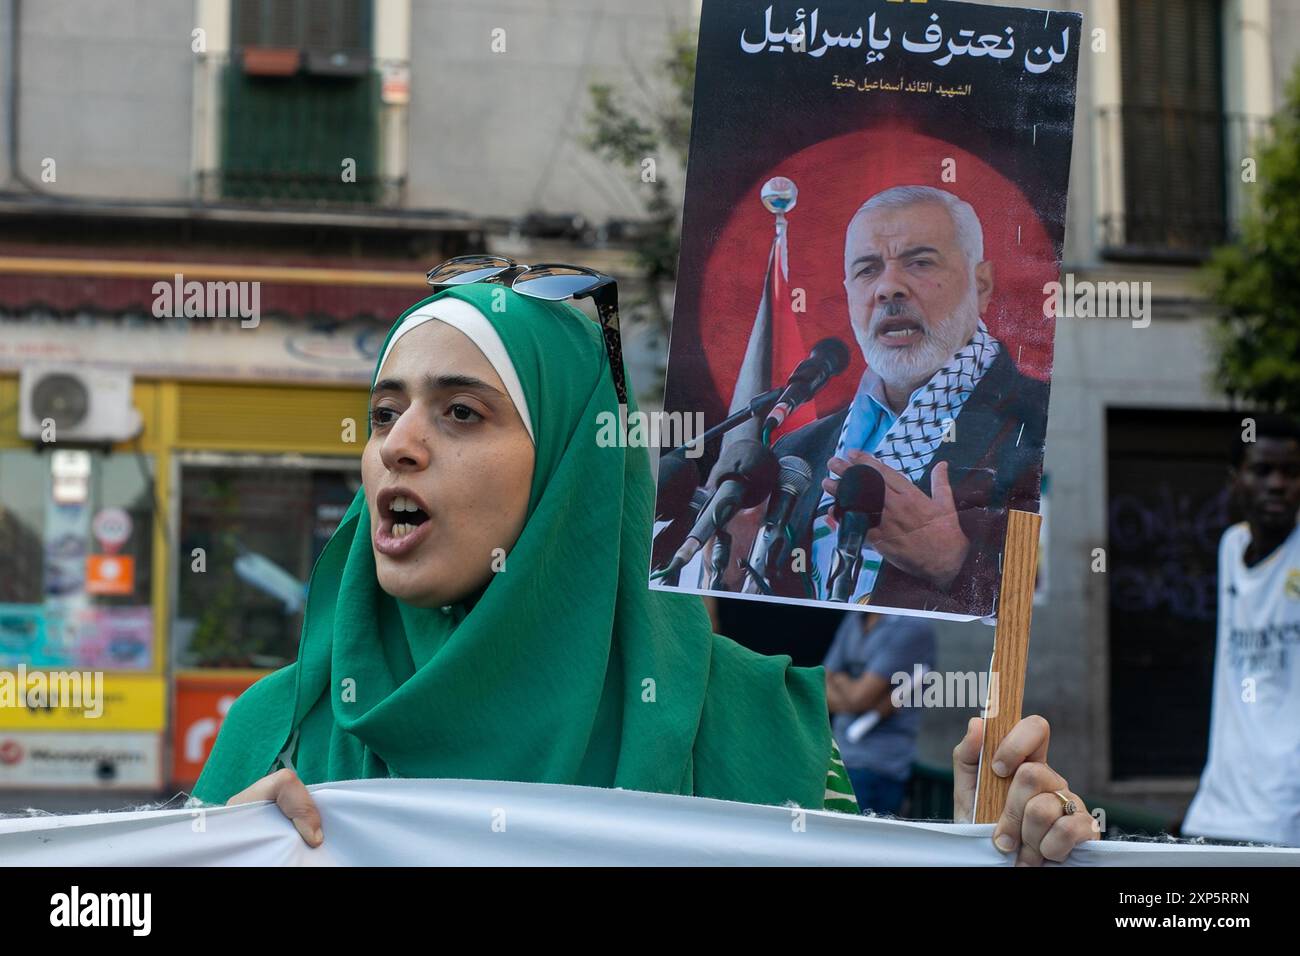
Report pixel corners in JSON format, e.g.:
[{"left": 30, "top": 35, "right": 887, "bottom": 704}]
[{"left": 1230, "top": 413, "right": 1300, "bottom": 468}]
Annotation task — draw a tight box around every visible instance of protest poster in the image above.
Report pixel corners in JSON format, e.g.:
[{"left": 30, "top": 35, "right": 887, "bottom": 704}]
[{"left": 650, "top": 0, "right": 1081, "bottom": 621}]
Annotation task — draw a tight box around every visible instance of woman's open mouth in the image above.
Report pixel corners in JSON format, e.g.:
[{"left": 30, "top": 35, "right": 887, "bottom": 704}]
[{"left": 374, "top": 489, "right": 433, "bottom": 558}]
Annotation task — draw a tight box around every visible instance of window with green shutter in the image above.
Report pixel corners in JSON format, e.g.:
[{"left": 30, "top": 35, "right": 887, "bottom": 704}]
[{"left": 221, "top": 0, "right": 379, "bottom": 203}]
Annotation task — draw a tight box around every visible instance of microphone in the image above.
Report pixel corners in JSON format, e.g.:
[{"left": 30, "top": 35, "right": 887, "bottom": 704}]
[
  {"left": 651, "top": 453, "right": 712, "bottom": 570},
  {"left": 742, "top": 455, "right": 812, "bottom": 593},
  {"left": 826, "top": 464, "right": 886, "bottom": 603},
  {"left": 654, "top": 452, "right": 704, "bottom": 523},
  {"left": 659, "top": 439, "right": 779, "bottom": 578},
  {"left": 763, "top": 338, "right": 851, "bottom": 433}
]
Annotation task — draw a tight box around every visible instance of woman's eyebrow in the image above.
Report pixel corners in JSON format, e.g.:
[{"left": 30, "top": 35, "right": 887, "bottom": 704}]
[
  {"left": 370, "top": 374, "right": 505, "bottom": 399},
  {"left": 423, "top": 372, "right": 505, "bottom": 398}
]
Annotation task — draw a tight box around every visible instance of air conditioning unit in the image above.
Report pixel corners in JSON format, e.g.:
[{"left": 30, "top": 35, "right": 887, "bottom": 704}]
[{"left": 18, "top": 366, "right": 142, "bottom": 444}]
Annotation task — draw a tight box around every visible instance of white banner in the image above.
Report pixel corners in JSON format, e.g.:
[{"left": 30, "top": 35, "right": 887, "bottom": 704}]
[{"left": 0, "top": 778, "right": 1296, "bottom": 866}]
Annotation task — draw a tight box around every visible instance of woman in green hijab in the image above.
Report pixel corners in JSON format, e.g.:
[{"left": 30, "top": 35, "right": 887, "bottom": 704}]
[{"left": 194, "top": 276, "right": 1096, "bottom": 866}]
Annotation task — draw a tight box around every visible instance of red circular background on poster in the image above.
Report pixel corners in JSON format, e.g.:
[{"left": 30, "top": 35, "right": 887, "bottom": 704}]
[{"left": 696, "top": 122, "right": 1057, "bottom": 418}]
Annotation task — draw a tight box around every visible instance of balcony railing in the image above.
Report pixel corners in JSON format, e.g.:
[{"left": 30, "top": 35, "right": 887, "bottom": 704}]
[{"left": 1095, "top": 105, "right": 1272, "bottom": 262}]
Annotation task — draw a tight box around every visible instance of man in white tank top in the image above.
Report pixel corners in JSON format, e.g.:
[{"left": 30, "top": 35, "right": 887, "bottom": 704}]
[{"left": 1182, "top": 416, "right": 1300, "bottom": 846}]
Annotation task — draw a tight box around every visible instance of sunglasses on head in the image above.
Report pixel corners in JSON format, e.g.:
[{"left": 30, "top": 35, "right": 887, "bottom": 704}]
[{"left": 425, "top": 255, "right": 627, "bottom": 405}]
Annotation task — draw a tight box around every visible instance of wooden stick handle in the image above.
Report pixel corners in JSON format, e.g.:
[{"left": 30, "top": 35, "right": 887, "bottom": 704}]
[{"left": 974, "top": 509, "right": 1042, "bottom": 824}]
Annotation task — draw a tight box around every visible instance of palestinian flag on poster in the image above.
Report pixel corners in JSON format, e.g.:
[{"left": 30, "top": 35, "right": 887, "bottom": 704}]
[{"left": 719, "top": 176, "right": 813, "bottom": 455}]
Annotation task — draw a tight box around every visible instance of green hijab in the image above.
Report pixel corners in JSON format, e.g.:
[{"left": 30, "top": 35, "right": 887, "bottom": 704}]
[{"left": 193, "top": 284, "right": 832, "bottom": 808}]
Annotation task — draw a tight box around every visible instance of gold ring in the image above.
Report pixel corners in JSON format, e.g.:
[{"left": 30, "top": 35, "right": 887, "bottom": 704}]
[{"left": 1054, "top": 789, "right": 1077, "bottom": 815}]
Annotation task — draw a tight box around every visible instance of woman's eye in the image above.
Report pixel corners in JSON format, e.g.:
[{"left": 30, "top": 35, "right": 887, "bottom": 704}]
[
  {"left": 370, "top": 407, "right": 398, "bottom": 428},
  {"left": 448, "top": 403, "right": 483, "bottom": 423}
]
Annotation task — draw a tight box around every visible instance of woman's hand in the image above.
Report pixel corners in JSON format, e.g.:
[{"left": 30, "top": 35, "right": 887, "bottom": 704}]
[
  {"left": 952, "top": 715, "right": 1097, "bottom": 866},
  {"left": 227, "top": 768, "right": 323, "bottom": 848}
]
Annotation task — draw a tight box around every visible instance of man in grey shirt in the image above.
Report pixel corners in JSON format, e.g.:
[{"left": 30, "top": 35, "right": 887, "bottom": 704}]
[{"left": 824, "top": 612, "right": 936, "bottom": 814}]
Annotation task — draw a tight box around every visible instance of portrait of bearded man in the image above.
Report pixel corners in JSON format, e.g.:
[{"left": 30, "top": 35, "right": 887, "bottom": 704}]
[{"left": 770, "top": 184, "right": 1047, "bottom": 614}]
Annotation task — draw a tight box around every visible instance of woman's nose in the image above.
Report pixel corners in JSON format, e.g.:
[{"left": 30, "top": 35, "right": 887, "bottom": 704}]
[{"left": 379, "top": 407, "right": 431, "bottom": 472}]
